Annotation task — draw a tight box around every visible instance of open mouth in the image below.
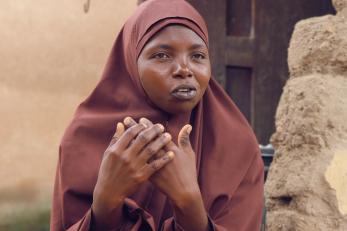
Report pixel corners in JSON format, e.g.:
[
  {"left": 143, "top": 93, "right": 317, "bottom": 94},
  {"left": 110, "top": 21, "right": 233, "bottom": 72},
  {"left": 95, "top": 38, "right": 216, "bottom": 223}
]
[{"left": 171, "top": 84, "right": 197, "bottom": 100}]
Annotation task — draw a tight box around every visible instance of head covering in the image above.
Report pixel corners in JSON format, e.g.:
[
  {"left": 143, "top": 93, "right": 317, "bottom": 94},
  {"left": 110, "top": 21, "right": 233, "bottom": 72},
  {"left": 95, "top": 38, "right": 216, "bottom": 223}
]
[{"left": 51, "top": 0, "right": 264, "bottom": 230}]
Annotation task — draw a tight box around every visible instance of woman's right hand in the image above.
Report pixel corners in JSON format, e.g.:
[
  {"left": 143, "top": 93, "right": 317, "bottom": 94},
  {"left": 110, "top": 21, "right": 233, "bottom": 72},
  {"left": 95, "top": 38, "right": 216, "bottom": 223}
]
[{"left": 91, "top": 117, "right": 174, "bottom": 230}]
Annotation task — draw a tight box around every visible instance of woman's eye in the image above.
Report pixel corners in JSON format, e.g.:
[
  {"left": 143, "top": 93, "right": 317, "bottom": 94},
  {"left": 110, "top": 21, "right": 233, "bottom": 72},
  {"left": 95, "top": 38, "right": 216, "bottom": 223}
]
[
  {"left": 192, "top": 53, "right": 206, "bottom": 60},
  {"left": 152, "top": 52, "right": 170, "bottom": 59}
]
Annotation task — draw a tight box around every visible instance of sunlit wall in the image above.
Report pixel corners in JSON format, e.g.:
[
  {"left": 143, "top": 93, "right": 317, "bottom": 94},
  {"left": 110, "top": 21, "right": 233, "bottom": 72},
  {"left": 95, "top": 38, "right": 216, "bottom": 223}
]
[{"left": 0, "top": 0, "right": 137, "bottom": 224}]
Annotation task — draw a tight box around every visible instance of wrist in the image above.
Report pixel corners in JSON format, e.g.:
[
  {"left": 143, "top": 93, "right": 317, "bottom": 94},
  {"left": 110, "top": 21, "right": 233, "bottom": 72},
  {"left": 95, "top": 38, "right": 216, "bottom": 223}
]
[
  {"left": 172, "top": 190, "right": 209, "bottom": 231},
  {"left": 172, "top": 187, "right": 202, "bottom": 211},
  {"left": 92, "top": 191, "right": 124, "bottom": 214},
  {"left": 93, "top": 184, "right": 125, "bottom": 209}
]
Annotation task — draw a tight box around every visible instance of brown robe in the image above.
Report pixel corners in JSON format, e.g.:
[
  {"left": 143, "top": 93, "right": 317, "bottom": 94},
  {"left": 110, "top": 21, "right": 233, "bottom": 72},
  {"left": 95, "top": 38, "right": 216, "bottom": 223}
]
[{"left": 50, "top": 0, "right": 264, "bottom": 230}]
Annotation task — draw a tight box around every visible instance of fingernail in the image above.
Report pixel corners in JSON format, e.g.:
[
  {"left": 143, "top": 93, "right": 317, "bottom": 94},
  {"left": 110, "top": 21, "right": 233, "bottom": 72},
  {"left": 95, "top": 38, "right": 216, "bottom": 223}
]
[
  {"left": 140, "top": 121, "right": 148, "bottom": 128},
  {"left": 158, "top": 124, "right": 165, "bottom": 132},
  {"left": 186, "top": 125, "right": 192, "bottom": 134},
  {"left": 124, "top": 117, "right": 131, "bottom": 126},
  {"left": 116, "top": 122, "right": 122, "bottom": 130},
  {"left": 167, "top": 151, "right": 175, "bottom": 159},
  {"left": 164, "top": 132, "right": 172, "bottom": 140}
]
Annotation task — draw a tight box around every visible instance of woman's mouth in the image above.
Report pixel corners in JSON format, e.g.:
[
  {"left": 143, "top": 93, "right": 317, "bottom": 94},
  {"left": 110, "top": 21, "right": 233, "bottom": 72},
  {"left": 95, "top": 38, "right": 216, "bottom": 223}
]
[{"left": 171, "top": 84, "right": 197, "bottom": 100}]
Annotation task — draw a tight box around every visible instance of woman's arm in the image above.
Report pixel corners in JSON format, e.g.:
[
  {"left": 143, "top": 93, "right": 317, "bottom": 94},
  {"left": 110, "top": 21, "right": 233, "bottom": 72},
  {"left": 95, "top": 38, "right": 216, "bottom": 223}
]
[
  {"left": 172, "top": 190, "right": 209, "bottom": 231},
  {"left": 160, "top": 151, "right": 264, "bottom": 231}
]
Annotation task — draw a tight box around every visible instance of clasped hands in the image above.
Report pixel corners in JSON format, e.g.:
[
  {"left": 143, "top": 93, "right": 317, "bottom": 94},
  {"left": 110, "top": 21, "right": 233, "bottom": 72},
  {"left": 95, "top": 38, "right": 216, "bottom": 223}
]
[{"left": 92, "top": 117, "right": 201, "bottom": 227}]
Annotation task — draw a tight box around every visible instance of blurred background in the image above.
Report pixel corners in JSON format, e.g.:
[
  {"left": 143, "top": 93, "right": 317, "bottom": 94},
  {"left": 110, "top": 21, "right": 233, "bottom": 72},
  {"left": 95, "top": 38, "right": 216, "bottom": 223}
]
[{"left": 0, "top": 0, "right": 136, "bottom": 230}]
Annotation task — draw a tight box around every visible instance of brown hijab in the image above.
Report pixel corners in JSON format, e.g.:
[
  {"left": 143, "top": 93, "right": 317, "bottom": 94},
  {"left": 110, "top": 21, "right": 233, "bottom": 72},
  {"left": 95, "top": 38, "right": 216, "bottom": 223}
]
[{"left": 50, "top": 0, "right": 264, "bottom": 230}]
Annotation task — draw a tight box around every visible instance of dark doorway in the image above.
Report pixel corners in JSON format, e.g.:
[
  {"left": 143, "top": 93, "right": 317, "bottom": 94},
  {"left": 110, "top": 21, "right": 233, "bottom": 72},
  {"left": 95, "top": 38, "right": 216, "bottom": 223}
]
[{"left": 186, "top": 0, "right": 335, "bottom": 144}]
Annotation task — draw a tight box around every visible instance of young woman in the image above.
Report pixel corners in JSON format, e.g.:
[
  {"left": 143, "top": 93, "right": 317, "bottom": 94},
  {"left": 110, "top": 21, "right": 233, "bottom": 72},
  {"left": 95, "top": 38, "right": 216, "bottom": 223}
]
[{"left": 50, "top": 0, "right": 264, "bottom": 230}]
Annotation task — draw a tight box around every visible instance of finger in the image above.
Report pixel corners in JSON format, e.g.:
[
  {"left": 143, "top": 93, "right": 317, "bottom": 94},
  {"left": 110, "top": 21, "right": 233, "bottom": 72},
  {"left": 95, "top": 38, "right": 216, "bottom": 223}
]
[
  {"left": 127, "top": 123, "right": 165, "bottom": 156},
  {"left": 113, "top": 123, "right": 147, "bottom": 151},
  {"left": 139, "top": 117, "right": 154, "bottom": 127},
  {"left": 165, "top": 140, "right": 179, "bottom": 152},
  {"left": 124, "top": 117, "right": 144, "bottom": 147},
  {"left": 147, "top": 149, "right": 166, "bottom": 164},
  {"left": 143, "top": 151, "right": 175, "bottom": 177},
  {"left": 178, "top": 124, "right": 193, "bottom": 151},
  {"left": 124, "top": 116, "right": 139, "bottom": 128},
  {"left": 110, "top": 122, "right": 125, "bottom": 146},
  {"left": 139, "top": 118, "right": 167, "bottom": 163},
  {"left": 137, "top": 132, "right": 172, "bottom": 164},
  {"left": 156, "top": 149, "right": 166, "bottom": 158}
]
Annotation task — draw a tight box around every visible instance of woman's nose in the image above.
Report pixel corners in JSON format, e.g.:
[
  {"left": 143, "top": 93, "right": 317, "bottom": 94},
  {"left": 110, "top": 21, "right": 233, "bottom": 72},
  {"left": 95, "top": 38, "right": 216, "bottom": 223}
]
[{"left": 172, "top": 57, "right": 193, "bottom": 78}]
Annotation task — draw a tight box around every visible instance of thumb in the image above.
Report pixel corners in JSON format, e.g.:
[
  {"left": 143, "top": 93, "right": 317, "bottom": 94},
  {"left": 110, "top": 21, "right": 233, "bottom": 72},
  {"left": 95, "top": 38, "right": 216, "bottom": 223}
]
[{"left": 178, "top": 124, "right": 193, "bottom": 151}]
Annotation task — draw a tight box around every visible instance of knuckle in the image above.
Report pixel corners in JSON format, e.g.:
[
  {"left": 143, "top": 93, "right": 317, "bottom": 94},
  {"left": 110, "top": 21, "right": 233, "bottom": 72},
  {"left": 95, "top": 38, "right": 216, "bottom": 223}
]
[
  {"left": 133, "top": 173, "right": 145, "bottom": 184},
  {"left": 128, "top": 164, "right": 137, "bottom": 174},
  {"left": 145, "top": 145, "right": 156, "bottom": 156},
  {"left": 156, "top": 150, "right": 166, "bottom": 158},
  {"left": 127, "top": 124, "right": 144, "bottom": 137},
  {"left": 119, "top": 155, "right": 131, "bottom": 165},
  {"left": 106, "top": 145, "right": 117, "bottom": 156},
  {"left": 111, "top": 150, "right": 121, "bottom": 157},
  {"left": 136, "top": 123, "right": 146, "bottom": 131},
  {"left": 128, "top": 128, "right": 138, "bottom": 137},
  {"left": 180, "top": 138, "right": 190, "bottom": 146},
  {"left": 124, "top": 130, "right": 134, "bottom": 139},
  {"left": 138, "top": 132, "right": 149, "bottom": 143},
  {"left": 151, "top": 161, "right": 160, "bottom": 171}
]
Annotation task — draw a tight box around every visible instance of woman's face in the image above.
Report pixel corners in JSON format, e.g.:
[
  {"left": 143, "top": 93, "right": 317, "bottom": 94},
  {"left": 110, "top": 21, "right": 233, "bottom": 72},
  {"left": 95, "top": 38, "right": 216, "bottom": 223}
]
[{"left": 137, "top": 25, "right": 211, "bottom": 114}]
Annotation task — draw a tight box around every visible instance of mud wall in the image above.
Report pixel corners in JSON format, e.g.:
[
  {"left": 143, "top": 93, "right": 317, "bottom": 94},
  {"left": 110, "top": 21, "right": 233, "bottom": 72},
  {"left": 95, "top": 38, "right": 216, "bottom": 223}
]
[{"left": 265, "top": 0, "right": 347, "bottom": 230}]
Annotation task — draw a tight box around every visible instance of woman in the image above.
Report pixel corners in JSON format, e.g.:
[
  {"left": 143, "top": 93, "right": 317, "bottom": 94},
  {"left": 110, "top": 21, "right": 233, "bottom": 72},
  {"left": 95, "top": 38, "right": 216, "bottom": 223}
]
[{"left": 50, "top": 0, "right": 264, "bottom": 230}]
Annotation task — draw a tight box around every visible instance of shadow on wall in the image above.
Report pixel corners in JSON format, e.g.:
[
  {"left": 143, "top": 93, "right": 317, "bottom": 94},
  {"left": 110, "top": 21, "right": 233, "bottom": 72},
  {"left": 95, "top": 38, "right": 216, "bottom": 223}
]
[{"left": 0, "top": 0, "right": 136, "bottom": 228}]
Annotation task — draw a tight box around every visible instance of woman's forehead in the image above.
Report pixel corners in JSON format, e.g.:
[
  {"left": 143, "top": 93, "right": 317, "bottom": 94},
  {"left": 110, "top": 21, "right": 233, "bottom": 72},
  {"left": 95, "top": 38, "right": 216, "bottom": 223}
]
[
  {"left": 128, "top": 0, "right": 208, "bottom": 42},
  {"left": 143, "top": 25, "right": 207, "bottom": 50}
]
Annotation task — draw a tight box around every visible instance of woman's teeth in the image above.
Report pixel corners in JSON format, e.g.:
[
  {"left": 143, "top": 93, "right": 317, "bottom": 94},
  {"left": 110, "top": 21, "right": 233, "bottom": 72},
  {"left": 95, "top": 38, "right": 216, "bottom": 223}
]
[
  {"left": 172, "top": 88, "right": 197, "bottom": 100},
  {"left": 177, "top": 88, "right": 190, "bottom": 92}
]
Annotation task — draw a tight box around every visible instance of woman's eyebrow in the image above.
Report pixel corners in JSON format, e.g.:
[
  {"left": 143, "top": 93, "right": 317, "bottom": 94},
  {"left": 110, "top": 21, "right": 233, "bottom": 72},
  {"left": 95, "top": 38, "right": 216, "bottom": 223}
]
[
  {"left": 148, "top": 44, "right": 173, "bottom": 51},
  {"left": 189, "top": 44, "right": 206, "bottom": 50},
  {"left": 147, "top": 43, "right": 206, "bottom": 51}
]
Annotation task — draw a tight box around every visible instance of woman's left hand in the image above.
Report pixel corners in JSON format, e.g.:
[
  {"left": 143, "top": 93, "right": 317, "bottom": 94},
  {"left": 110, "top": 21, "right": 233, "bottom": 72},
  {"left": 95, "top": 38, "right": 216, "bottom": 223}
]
[
  {"left": 136, "top": 118, "right": 200, "bottom": 208},
  {"left": 125, "top": 117, "right": 209, "bottom": 231},
  {"left": 155, "top": 125, "right": 201, "bottom": 207}
]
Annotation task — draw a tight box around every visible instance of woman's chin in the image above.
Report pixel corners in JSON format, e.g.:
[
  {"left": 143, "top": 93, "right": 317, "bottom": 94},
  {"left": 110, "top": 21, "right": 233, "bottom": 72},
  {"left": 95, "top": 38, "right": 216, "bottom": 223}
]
[{"left": 160, "top": 102, "right": 199, "bottom": 115}]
